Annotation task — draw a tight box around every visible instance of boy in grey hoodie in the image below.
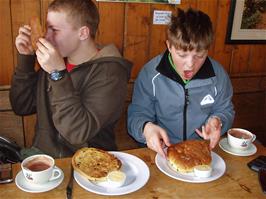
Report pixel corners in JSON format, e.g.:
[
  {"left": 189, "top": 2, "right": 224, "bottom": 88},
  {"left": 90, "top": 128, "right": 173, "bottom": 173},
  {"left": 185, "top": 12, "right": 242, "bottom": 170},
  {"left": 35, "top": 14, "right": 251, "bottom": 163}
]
[{"left": 11, "top": 0, "right": 132, "bottom": 157}]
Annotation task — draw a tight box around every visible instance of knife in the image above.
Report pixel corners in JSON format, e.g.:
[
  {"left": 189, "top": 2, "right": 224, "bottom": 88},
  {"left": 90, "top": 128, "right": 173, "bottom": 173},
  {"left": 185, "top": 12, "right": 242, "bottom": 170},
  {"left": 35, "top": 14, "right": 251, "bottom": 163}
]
[{"left": 66, "top": 166, "right": 74, "bottom": 199}]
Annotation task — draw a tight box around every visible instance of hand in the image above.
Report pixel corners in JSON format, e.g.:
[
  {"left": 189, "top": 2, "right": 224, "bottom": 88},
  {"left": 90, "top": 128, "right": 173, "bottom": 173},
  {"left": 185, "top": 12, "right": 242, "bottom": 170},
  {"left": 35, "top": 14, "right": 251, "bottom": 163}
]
[
  {"left": 35, "top": 38, "right": 65, "bottom": 73},
  {"left": 143, "top": 122, "right": 171, "bottom": 158},
  {"left": 195, "top": 116, "right": 222, "bottom": 149},
  {"left": 15, "top": 25, "right": 34, "bottom": 55}
]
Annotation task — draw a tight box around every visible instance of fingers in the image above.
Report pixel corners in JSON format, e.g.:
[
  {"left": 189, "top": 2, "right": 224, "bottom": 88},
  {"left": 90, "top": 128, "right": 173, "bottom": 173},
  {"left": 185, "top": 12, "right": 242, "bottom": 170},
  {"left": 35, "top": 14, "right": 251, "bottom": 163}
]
[
  {"left": 160, "top": 130, "right": 171, "bottom": 147},
  {"left": 38, "top": 38, "right": 54, "bottom": 50},
  {"left": 16, "top": 26, "right": 34, "bottom": 55},
  {"left": 18, "top": 25, "right": 31, "bottom": 36},
  {"left": 36, "top": 40, "right": 47, "bottom": 55},
  {"left": 16, "top": 35, "right": 31, "bottom": 48},
  {"left": 157, "top": 146, "right": 167, "bottom": 159},
  {"left": 209, "top": 131, "right": 220, "bottom": 149},
  {"left": 195, "top": 128, "right": 203, "bottom": 137},
  {"left": 196, "top": 126, "right": 208, "bottom": 139},
  {"left": 146, "top": 140, "right": 165, "bottom": 158}
]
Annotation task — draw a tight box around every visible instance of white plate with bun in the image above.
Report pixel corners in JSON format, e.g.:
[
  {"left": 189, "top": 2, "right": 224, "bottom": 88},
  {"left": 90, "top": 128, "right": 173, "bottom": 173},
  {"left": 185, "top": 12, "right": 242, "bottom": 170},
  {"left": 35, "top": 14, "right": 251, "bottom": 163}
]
[
  {"left": 74, "top": 152, "right": 150, "bottom": 195},
  {"left": 155, "top": 151, "right": 226, "bottom": 183}
]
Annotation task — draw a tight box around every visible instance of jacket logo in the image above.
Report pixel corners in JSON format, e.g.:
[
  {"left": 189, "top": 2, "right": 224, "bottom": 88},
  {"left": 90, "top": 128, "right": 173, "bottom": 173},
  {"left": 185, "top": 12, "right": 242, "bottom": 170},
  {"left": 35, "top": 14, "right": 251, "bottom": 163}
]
[{"left": 200, "top": 94, "right": 214, "bottom": 106}]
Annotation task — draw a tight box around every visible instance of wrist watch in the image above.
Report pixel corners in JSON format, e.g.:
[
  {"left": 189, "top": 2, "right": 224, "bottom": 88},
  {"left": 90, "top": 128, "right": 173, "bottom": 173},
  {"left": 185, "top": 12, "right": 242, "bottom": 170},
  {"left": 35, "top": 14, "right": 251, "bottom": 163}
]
[{"left": 49, "top": 69, "right": 67, "bottom": 81}]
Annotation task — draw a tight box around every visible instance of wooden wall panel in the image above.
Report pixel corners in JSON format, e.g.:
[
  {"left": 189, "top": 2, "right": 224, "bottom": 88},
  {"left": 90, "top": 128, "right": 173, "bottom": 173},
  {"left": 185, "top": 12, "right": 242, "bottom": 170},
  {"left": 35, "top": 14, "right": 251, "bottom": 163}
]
[
  {"left": 11, "top": 0, "right": 41, "bottom": 68},
  {"left": 177, "top": 0, "right": 197, "bottom": 9},
  {"left": 149, "top": 4, "right": 175, "bottom": 58},
  {"left": 212, "top": 0, "right": 232, "bottom": 72},
  {"left": 0, "top": 86, "right": 24, "bottom": 147},
  {"left": 230, "top": 45, "right": 250, "bottom": 74},
  {"left": 197, "top": 0, "right": 218, "bottom": 57},
  {"left": 98, "top": 2, "right": 125, "bottom": 52},
  {"left": 249, "top": 45, "right": 266, "bottom": 73},
  {"left": 40, "top": 0, "right": 54, "bottom": 26},
  {"left": 124, "top": 4, "right": 151, "bottom": 79},
  {"left": 0, "top": 112, "right": 24, "bottom": 147},
  {"left": 233, "top": 93, "right": 265, "bottom": 131},
  {"left": 23, "top": 115, "right": 36, "bottom": 147},
  {"left": 0, "top": 0, "right": 14, "bottom": 85}
]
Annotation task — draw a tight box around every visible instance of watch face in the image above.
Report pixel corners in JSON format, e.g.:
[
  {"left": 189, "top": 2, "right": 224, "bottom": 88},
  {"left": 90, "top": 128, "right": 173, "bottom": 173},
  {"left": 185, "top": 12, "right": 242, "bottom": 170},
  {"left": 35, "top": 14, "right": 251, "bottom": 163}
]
[{"left": 50, "top": 70, "right": 66, "bottom": 81}]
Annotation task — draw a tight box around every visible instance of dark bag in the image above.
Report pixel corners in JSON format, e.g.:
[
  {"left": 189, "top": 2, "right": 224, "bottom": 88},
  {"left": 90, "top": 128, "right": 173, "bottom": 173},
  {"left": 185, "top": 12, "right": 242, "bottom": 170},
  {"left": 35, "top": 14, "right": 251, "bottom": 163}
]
[{"left": 0, "top": 136, "right": 22, "bottom": 163}]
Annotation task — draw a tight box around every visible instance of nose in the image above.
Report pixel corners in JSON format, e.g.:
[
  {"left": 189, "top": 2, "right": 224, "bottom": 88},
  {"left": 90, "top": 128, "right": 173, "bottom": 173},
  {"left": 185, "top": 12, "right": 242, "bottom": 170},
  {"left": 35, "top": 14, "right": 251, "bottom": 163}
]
[
  {"left": 186, "top": 56, "right": 195, "bottom": 69},
  {"left": 45, "top": 29, "right": 52, "bottom": 42}
]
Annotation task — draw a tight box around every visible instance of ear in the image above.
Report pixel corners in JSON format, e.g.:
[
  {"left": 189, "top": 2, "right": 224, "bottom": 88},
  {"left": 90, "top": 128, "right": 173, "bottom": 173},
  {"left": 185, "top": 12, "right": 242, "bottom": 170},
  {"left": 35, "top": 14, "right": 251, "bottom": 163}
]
[
  {"left": 166, "top": 40, "right": 172, "bottom": 52},
  {"left": 79, "top": 26, "right": 90, "bottom": 40}
]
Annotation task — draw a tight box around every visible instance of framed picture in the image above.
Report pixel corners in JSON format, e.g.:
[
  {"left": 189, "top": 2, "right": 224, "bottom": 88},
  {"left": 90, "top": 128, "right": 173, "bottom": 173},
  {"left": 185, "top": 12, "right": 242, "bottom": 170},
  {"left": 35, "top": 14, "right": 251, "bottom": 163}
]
[
  {"left": 226, "top": 0, "right": 266, "bottom": 44},
  {"left": 96, "top": 0, "right": 181, "bottom": 4}
]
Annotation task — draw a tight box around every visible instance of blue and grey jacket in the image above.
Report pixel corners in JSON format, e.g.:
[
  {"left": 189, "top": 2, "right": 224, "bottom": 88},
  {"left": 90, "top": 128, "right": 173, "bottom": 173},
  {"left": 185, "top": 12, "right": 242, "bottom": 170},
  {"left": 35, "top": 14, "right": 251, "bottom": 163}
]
[{"left": 127, "top": 50, "right": 235, "bottom": 144}]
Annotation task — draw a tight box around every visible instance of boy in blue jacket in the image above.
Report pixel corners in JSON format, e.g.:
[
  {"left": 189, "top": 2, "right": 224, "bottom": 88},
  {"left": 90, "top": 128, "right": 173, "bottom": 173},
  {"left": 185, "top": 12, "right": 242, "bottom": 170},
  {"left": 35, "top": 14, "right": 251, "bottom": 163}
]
[{"left": 128, "top": 8, "right": 235, "bottom": 157}]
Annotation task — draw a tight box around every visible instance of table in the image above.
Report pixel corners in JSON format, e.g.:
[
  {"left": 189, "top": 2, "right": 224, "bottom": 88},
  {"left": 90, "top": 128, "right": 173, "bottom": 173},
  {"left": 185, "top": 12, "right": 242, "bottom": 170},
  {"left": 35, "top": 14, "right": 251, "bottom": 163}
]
[{"left": 0, "top": 142, "right": 265, "bottom": 199}]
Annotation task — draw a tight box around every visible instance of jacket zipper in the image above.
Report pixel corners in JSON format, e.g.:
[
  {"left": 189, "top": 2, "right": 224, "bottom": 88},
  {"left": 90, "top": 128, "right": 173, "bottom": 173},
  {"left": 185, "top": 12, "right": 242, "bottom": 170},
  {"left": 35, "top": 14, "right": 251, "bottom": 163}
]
[{"left": 183, "top": 88, "right": 189, "bottom": 141}]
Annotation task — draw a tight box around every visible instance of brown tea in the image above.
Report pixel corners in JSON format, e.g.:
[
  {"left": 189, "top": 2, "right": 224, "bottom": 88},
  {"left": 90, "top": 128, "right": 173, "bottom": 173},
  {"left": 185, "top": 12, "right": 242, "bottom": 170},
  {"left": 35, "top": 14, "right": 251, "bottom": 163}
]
[
  {"left": 229, "top": 130, "right": 252, "bottom": 139},
  {"left": 24, "top": 156, "right": 52, "bottom": 172},
  {"left": 26, "top": 162, "right": 50, "bottom": 171}
]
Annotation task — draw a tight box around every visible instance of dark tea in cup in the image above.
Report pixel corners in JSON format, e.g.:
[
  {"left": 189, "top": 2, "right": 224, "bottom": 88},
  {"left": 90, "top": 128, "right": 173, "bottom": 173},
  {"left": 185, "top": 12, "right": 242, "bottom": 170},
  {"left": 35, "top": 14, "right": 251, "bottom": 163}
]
[
  {"left": 24, "top": 156, "right": 52, "bottom": 171},
  {"left": 227, "top": 128, "right": 256, "bottom": 150},
  {"left": 21, "top": 154, "right": 62, "bottom": 184},
  {"left": 229, "top": 130, "right": 252, "bottom": 140}
]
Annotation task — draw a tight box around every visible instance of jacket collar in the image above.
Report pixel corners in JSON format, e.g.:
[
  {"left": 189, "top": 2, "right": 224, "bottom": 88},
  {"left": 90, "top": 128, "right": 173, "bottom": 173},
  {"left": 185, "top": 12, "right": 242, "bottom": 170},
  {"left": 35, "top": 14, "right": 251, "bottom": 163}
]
[{"left": 156, "top": 50, "right": 215, "bottom": 86}]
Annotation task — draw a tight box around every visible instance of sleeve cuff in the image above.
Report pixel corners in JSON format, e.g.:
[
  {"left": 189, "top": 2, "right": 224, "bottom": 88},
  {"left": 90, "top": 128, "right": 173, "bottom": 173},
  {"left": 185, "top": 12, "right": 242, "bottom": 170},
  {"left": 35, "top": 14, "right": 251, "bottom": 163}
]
[{"left": 17, "top": 54, "right": 36, "bottom": 73}]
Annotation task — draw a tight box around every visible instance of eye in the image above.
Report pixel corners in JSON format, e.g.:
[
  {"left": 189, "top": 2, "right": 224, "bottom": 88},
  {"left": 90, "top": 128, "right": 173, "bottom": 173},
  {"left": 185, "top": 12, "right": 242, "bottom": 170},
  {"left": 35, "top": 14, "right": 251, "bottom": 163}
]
[
  {"left": 177, "top": 53, "right": 187, "bottom": 58},
  {"left": 195, "top": 55, "right": 204, "bottom": 59}
]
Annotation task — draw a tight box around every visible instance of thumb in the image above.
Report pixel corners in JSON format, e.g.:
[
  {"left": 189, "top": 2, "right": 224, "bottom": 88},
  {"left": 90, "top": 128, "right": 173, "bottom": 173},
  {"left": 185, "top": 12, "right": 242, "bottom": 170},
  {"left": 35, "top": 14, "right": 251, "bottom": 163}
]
[{"left": 160, "top": 130, "right": 171, "bottom": 147}]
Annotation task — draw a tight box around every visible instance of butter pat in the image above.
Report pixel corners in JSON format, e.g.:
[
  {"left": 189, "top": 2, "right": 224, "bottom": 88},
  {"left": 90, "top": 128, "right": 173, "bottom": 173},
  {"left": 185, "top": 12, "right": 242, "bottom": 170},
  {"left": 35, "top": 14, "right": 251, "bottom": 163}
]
[
  {"left": 107, "top": 170, "right": 126, "bottom": 188},
  {"left": 194, "top": 165, "right": 212, "bottom": 178}
]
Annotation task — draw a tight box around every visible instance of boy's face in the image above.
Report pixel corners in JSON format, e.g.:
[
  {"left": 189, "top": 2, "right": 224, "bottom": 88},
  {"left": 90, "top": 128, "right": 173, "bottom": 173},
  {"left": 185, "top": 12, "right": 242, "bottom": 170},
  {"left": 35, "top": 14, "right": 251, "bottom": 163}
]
[
  {"left": 45, "top": 11, "right": 80, "bottom": 58},
  {"left": 167, "top": 41, "right": 208, "bottom": 81}
]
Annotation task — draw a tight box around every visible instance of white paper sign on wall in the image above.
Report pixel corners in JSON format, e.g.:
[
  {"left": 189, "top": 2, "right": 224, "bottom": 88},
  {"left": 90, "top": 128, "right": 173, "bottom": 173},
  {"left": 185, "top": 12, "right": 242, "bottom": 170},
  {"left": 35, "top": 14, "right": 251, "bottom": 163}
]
[{"left": 153, "top": 10, "right": 172, "bottom": 25}]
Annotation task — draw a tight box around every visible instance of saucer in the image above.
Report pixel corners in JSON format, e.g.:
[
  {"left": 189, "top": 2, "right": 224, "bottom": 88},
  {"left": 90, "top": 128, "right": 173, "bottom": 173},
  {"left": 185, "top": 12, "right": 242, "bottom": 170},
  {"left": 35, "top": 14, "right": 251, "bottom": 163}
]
[
  {"left": 219, "top": 138, "right": 257, "bottom": 156},
  {"left": 15, "top": 166, "right": 64, "bottom": 193}
]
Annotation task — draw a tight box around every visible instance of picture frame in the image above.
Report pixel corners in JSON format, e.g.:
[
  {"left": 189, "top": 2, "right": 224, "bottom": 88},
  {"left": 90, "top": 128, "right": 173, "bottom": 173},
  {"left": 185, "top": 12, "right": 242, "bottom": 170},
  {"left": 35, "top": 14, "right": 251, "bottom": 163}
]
[
  {"left": 96, "top": 0, "right": 181, "bottom": 4},
  {"left": 225, "top": 0, "right": 266, "bottom": 44}
]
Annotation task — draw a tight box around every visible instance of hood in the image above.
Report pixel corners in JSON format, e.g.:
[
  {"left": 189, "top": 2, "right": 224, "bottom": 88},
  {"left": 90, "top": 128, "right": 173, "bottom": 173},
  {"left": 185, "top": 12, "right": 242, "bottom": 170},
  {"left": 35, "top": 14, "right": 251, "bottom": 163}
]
[{"left": 91, "top": 44, "right": 133, "bottom": 80}]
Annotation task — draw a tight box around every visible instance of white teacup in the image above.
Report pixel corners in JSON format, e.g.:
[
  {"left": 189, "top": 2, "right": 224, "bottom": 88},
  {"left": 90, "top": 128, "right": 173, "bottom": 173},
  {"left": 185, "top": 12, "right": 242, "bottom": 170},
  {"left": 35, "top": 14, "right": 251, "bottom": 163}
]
[
  {"left": 21, "top": 154, "right": 62, "bottom": 184},
  {"left": 227, "top": 128, "right": 256, "bottom": 150}
]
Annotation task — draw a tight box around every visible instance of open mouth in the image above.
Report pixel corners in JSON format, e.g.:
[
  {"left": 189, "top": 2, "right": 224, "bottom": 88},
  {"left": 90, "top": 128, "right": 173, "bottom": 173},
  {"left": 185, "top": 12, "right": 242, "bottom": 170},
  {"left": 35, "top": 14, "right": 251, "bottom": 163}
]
[{"left": 184, "top": 70, "right": 193, "bottom": 79}]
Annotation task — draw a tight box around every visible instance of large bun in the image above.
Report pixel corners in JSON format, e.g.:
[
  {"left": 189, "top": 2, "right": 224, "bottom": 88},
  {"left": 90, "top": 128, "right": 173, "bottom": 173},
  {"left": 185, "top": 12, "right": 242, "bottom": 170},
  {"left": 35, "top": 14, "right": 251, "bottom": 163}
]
[
  {"left": 167, "top": 140, "right": 211, "bottom": 173},
  {"left": 30, "top": 16, "right": 44, "bottom": 50},
  {"left": 72, "top": 147, "right": 121, "bottom": 182}
]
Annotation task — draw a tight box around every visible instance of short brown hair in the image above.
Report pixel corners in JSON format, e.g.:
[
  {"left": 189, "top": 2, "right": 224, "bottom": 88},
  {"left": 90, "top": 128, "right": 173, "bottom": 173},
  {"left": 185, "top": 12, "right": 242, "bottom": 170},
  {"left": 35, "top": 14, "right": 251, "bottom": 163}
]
[
  {"left": 48, "top": 0, "right": 99, "bottom": 39},
  {"left": 167, "top": 8, "right": 213, "bottom": 51}
]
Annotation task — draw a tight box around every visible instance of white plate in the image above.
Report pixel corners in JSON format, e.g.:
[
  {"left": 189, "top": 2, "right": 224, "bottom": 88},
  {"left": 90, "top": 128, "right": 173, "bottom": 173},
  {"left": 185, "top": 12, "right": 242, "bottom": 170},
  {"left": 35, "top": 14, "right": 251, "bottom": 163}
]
[
  {"left": 155, "top": 151, "right": 226, "bottom": 183},
  {"left": 74, "top": 151, "right": 150, "bottom": 196},
  {"left": 15, "top": 166, "right": 64, "bottom": 193},
  {"left": 219, "top": 137, "right": 257, "bottom": 156}
]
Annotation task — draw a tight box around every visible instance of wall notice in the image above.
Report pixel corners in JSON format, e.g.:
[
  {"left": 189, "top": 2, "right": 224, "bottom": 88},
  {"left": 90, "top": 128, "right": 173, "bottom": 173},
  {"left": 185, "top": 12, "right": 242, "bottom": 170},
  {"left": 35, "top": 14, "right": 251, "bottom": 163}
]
[{"left": 153, "top": 10, "right": 172, "bottom": 25}]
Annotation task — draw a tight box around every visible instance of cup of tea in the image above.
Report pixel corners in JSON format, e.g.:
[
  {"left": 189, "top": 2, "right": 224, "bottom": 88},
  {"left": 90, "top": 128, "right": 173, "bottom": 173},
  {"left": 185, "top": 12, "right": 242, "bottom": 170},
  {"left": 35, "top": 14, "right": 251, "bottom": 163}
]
[
  {"left": 21, "top": 154, "right": 62, "bottom": 184},
  {"left": 227, "top": 128, "right": 256, "bottom": 150}
]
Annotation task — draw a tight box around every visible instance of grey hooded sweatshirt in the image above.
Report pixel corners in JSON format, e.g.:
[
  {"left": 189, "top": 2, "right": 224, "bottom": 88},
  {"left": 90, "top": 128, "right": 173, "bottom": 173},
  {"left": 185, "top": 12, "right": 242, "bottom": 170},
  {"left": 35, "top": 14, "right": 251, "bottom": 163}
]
[{"left": 10, "top": 44, "right": 132, "bottom": 158}]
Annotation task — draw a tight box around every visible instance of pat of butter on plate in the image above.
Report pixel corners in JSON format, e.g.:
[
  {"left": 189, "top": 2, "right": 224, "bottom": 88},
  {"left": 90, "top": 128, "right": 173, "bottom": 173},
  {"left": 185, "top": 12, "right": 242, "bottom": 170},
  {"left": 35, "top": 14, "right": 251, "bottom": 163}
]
[
  {"left": 193, "top": 165, "right": 212, "bottom": 178},
  {"left": 107, "top": 170, "right": 126, "bottom": 188}
]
